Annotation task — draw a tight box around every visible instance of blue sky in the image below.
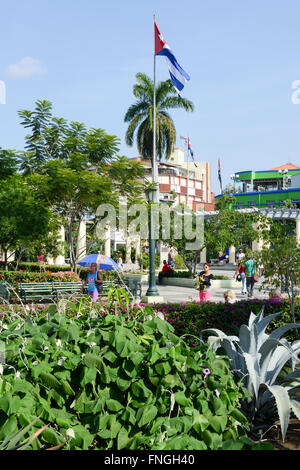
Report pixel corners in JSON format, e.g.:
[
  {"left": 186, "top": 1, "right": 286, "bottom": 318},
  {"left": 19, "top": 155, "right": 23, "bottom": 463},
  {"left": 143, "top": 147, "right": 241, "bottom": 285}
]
[{"left": 1, "top": 0, "right": 300, "bottom": 194}]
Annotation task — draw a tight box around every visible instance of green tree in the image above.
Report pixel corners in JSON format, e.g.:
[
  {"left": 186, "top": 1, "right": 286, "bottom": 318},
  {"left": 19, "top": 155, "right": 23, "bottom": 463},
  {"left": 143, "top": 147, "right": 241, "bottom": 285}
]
[
  {"left": 18, "top": 100, "right": 145, "bottom": 270},
  {"left": 0, "top": 177, "right": 53, "bottom": 269},
  {"left": 124, "top": 73, "right": 194, "bottom": 165},
  {"left": 162, "top": 202, "right": 258, "bottom": 275},
  {"left": 0, "top": 148, "right": 19, "bottom": 180},
  {"left": 257, "top": 220, "right": 300, "bottom": 338}
]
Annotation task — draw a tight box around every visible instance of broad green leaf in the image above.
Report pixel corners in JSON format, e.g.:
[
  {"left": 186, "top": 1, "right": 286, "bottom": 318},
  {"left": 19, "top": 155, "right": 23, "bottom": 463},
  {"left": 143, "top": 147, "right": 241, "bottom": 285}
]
[{"left": 137, "top": 405, "right": 158, "bottom": 427}]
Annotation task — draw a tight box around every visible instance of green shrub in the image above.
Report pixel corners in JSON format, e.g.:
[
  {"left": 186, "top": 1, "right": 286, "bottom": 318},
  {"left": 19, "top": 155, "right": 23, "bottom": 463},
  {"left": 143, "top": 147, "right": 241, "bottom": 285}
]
[
  {"left": 137, "top": 253, "right": 160, "bottom": 270},
  {"left": 0, "top": 270, "right": 81, "bottom": 288},
  {"left": 174, "top": 254, "right": 186, "bottom": 270},
  {"left": 149, "top": 299, "right": 300, "bottom": 343},
  {"left": 10, "top": 262, "right": 71, "bottom": 273},
  {"left": 0, "top": 301, "right": 251, "bottom": 450},
  {"left": 202, "top": 308, "right": 300, "bottom": 441}
]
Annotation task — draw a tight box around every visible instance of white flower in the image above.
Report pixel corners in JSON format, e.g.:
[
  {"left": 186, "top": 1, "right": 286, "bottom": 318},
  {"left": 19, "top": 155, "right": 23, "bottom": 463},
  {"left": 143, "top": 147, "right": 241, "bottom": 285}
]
[
  {"left": 55, "top": 339, "right": 62, "bottom": 348},
  {"left": 58, "top": 357, "right": 67, "bottom": 366},
  {"left": 14, "top": 371, "right": 21, "bottom": 379},
  {"left": 66, "top": 428, "right": 75, "bottom": 439}
]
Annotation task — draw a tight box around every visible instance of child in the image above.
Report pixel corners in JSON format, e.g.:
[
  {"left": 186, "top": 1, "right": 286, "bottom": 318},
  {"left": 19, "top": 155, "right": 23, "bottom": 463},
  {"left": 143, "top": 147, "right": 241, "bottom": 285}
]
[
  {"left": 224, "top": 290, "right": 237, "bottom": 304},
  {"left": 194, "top": 263, "right": 214, "bottom": 302}
]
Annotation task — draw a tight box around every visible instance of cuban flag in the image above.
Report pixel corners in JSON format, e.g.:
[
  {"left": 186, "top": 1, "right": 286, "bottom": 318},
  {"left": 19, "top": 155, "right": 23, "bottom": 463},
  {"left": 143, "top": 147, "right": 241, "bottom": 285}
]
[
  {"left": 155, "top": 21, "right": 190, "bottom": 95},
  {"left": 218, "top": 157, "right": 223, "bottom": 194},
  {"left": 180, "top": 135, "right": 198, "bottom": 167}
]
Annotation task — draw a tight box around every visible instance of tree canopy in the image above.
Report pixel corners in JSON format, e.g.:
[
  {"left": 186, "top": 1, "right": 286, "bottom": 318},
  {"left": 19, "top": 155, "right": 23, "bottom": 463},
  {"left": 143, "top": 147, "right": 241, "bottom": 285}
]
[{"left": 124, "top": 73, "right": 194, "bottom": 165}]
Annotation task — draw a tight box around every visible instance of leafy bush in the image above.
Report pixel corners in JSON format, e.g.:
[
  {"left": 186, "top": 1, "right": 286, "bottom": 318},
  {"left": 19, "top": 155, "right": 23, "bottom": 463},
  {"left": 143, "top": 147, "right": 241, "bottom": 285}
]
[
  {"left": 174, "top": 254, "right": 186, "bottom": 270},
  {"left": 150, "top": 299, "right": 300, "bottom": 343},
  {"left": 201, "top": 308, "right": 300, "bottom": 441},
  {"left": 0, "top": 271, "right": 81, "bottom": 288},
  {"left": 9, "top": 262, "right": 71, "bottom": 273},
  {"left": 170, "top": 271, "right": 230, "bottom": 280},
  {"left": 0, "top": 300, "right": 252, "bottom": 450},
  {"left": 136, "top": 253, "right": 160, "bottom": 270}
]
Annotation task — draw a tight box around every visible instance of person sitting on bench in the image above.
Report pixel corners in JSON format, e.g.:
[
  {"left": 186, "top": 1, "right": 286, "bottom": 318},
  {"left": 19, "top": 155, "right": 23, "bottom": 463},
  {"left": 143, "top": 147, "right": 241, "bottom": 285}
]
[{"left": 158, "top": 260, "right": 172, "bottom": 283}]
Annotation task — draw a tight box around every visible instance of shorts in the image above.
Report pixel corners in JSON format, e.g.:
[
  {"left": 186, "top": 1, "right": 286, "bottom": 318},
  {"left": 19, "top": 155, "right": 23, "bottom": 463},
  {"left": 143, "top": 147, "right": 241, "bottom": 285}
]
[
  {"left": 199, "top": 290, "right": 211, "bottom": 302},
  {"left": 88, "top": 290, "right": 99, "bottom": 303}
]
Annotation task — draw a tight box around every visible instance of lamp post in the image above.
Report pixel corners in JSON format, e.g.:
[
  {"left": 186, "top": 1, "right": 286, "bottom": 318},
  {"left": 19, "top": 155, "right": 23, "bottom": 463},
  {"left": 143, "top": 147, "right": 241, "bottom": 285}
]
[{"left": 145, "top": 186, "right": 160, "bottom": 297}]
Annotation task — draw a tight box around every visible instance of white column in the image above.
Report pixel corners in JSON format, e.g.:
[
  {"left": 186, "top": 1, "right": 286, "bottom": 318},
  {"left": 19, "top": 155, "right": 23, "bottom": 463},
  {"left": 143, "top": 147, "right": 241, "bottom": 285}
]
[
  {"left": 252, "top": 220, "right": 269, "bottom": 252},
  {"left": 104, "top": 226, "right": 111, "bottom": 257},
  {"left": 54, "top": 225, "right": 65, "bottom": 265},
  {"left": 200, "top": 247, "right": 207, "bottom": 263},
  {"left": 135, "top": 236, "right": 141, "bottom": 261},
  {"left": 125, "top": 237, "right": 132, "bottom": 263},
  {"left": 229, "top": 245, "right": 236, "bottom": 264},
  {"left": 76, "top": 220, "right": 86, "bottom": 261},
  {"left": 47, "top": 255, "right": 54, "bottom": 265},
  {"left": 296, "top": 219, "right": 300, "bottom": 244}
]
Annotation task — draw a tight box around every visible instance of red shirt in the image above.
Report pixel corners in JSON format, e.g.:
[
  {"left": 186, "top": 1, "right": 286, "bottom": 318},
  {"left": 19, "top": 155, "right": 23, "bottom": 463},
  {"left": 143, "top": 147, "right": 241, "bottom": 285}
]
[{"left": 162, "top": 263, "right": 170, "bottom": 274}]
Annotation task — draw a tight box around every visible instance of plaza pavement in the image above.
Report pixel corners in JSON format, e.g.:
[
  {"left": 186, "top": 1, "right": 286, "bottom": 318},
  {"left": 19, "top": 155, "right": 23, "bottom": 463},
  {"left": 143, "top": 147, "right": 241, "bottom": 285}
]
[{"left": 140, "top": 267, "right": 270, "bottom": 303}]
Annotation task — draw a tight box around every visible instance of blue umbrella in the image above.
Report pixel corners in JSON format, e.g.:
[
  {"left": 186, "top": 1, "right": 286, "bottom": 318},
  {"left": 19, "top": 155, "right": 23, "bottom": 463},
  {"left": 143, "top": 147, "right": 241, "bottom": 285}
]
[{"left": 77, "top": 253, "right": 120, "bottom": 271}]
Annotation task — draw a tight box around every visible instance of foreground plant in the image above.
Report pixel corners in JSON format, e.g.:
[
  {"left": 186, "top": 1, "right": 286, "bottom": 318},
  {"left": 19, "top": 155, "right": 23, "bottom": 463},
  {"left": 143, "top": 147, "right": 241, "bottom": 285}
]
[
  {"left": 200, "top": 307, "right": 300, "bottom": 440},
  {"left": 0, "top": 415, "right": 64, "bottom": 450},
  {"left": 0, "top": 298, "right": 252, "bottom": 450}
]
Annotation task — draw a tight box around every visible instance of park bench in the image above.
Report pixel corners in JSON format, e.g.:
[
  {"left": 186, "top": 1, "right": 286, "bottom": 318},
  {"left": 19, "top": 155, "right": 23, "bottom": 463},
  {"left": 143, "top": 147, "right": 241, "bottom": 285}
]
[
  {"left": 97, "top": 279, "right": 142, "bottom": 298},
  {"left": 18, "top": 281, "right": 87, "bottom": 303},
  {"left": 18, "top": 277, "right": 142, "bottom": 303}
]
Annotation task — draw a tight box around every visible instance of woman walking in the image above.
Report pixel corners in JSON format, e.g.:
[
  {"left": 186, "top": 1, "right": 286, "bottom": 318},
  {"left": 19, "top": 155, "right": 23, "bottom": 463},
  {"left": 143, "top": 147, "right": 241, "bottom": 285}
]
[
  {"left": 117, "top": 253, "right": 124, "bottom": 273},
  {"left": 87, "top": 262, "right": 103, "bottom": 303},
  {"left": 194, "top": 263, "right": 214, "bottom": 303},
  {"left": 234, "top": 260, "right": 247, "bottom": 295}
]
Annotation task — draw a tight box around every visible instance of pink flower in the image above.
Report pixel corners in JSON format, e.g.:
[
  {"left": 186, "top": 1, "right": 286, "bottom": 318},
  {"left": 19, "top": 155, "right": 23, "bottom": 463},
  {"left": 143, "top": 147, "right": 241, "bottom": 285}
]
[{"left": 203, "top": 368, "right": 210, "bottom": 375}]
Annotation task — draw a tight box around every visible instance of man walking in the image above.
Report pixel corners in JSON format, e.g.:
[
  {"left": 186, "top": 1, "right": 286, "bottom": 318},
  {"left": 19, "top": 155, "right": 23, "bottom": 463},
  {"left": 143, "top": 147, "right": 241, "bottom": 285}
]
[{"left": 244, "top": 254, "right": 257, "bottom": 298}]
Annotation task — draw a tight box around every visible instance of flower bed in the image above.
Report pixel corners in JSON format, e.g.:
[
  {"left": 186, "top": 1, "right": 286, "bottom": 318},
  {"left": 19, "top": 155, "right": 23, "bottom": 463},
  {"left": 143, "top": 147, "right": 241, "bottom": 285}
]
[
  {"left": 0, "top": 270, "right": 81, "bottom": 288},
  {"left": 1, "top": 298, "right": 299, "bottom": 342},
  {"left": 150, "top": 298, "right": 300, "bottom": 342}
]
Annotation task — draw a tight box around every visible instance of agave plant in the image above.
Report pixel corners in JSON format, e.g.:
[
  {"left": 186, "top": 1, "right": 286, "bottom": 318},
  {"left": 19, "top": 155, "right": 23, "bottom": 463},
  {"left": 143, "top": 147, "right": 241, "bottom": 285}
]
[
  {"left": 200, "top": 307, "right": 300, "bottom": 440},
  {"left": 0, "top": 416, "right": 65, "bottom": 450}
]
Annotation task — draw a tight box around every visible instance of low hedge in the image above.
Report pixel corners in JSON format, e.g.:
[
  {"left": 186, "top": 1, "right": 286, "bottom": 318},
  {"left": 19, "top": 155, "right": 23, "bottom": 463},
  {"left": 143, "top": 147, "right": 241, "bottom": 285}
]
[
  {"left": 9, "top": 262, "right": 71, "bottom": 273},
  {"left": 0, "top": 269, "right": 121, "bottom": 288},
  {"left": 0, "top": 271, "right": 81, "bottom": 288},
  {"left": 150, "top": 299, "right": 300, "bottom": 343},
  {"left": 172, "top": 271, "right": 230, "bottom": 280}
]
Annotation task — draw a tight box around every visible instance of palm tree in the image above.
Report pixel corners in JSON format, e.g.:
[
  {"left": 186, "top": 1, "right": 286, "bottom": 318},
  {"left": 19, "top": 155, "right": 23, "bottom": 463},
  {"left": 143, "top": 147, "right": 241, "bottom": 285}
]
[{"left": 124, "top": 73, "right": 194, "bottom": 166}]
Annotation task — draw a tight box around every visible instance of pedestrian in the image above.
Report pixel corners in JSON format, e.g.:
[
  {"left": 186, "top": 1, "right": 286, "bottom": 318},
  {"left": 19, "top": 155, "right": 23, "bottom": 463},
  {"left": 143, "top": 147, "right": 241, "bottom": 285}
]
[
  {"left": 37, "top": 252, "right": 45, "bottom": 272},
  {"left": 87, "top": 262, "right": 103, "bottom": 303},
  {"left": 117, "top": 253, "right": 124, "bottom": 272},
  {"left": 258, "top": 262, "right": 264, "bottom": 277},
  {"left": 158, "top": 260, "right": 171, "bottom": 283},
  {"left": 269, "top": 288, "right": 283, "bottom": 303},
  {"left": 224, "top": 290, "right": 237, "bottom": 304},
  {"left": 234, "top": 260, "right": 247, "bottom": 294},
  {"left": 194, "top": 263, "right": 214, "bottom": 303},
  {"left": 236, "top": 248, "right": 245, "bottom": 264},
  {"left": 244, "top": 255, "right": 258, "bottom": 298},
  {"left": 168, "top": 248, "right": 175, "bottom": 270}
]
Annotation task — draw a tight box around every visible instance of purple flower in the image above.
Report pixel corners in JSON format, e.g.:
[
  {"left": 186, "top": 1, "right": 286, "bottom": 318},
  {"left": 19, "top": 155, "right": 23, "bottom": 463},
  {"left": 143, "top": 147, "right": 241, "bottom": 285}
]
[{"left": 203, "top": 368, "right": 210, "bottom": 375}]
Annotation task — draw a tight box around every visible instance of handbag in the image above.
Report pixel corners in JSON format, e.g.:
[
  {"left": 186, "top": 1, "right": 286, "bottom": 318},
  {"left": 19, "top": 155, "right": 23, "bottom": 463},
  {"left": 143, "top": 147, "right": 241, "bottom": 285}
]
[{"left": 236, "top": 274, "right": 242, "bottom": 282}]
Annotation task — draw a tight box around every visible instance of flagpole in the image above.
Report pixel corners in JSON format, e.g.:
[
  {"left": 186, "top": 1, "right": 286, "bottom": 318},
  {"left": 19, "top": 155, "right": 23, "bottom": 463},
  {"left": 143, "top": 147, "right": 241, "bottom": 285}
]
[
  {"left": 152, "top": 14, "right": 158, "bottom": 203},
  {"left": 186, "top": 136, "right": 189, "bottom": 206},
  {"left": 145, "top": 15, "right": 160, "bottom": 298}
]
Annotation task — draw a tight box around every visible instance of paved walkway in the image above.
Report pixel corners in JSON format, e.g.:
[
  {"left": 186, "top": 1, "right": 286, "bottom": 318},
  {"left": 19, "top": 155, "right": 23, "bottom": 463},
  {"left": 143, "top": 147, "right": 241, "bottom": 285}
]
[{"left": 141, "top": 268, "right": 270, "bottom": 303}]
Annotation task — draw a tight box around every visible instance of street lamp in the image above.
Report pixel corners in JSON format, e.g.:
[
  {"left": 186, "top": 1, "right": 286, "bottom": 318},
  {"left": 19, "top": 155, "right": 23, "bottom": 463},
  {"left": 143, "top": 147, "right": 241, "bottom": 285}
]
[{"left": 145, "top": 186, "right": 160, "bottom": 297}]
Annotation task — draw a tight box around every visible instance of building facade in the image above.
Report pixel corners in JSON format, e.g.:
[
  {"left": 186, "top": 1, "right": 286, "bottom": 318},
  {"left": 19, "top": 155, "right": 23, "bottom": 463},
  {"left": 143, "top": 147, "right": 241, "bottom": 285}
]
[
  {"left": 134, "top": 147, "right": 215, "bottom": 211},
  {"left": 216, "top": 163, "right": 300, "bottom": 209}
]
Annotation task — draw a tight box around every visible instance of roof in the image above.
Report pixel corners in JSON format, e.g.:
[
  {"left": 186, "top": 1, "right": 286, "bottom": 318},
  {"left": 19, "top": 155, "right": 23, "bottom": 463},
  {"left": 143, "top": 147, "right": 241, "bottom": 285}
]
[{"left": 268, "top": 163, "right": 300, "bottom": 171}]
